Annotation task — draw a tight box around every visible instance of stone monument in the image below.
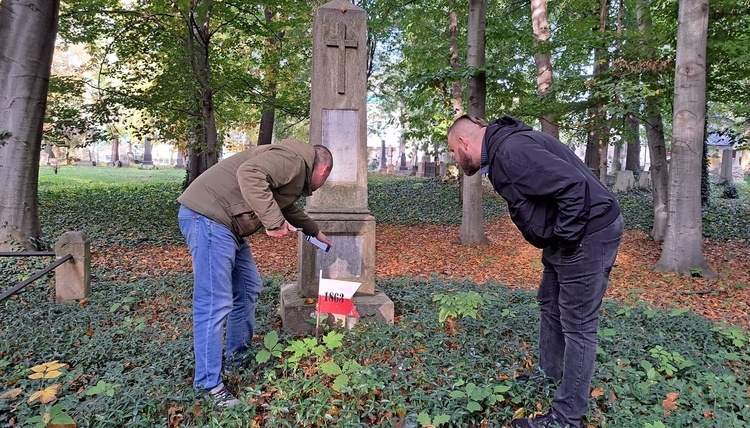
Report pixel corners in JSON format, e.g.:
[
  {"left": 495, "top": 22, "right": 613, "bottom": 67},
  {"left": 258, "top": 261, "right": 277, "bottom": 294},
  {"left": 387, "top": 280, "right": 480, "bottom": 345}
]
[
  {"left": 398, "top": 137, "right": 409, "bottom": 171},
  {"left": 280, "top": 0, "right": 393, "bottom": 334},
  {"left": 379, "top": 139, "right": 388, "bottom": 172},
  {"left": 141, "top": 136, "right": 155, "bottom": 169},
  {"left": 720, "top": 149, "right": 744, "bottom": 184},
  {"left": 612, "top": 170, "right": 635, "bottom": 193}
]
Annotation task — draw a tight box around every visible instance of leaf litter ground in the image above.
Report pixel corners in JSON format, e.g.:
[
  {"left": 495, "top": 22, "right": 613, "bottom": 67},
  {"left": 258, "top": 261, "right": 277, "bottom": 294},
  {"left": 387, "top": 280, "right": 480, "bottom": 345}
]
[{"left": 98, "top": 215, "right": 750, "bottom": 329}]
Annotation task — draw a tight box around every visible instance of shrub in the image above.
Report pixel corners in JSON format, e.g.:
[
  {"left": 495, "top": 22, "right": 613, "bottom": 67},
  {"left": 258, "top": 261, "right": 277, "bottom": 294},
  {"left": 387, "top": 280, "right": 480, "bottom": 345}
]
[{"left": 722, "top": 183, "right": 739, "bottom": 199}]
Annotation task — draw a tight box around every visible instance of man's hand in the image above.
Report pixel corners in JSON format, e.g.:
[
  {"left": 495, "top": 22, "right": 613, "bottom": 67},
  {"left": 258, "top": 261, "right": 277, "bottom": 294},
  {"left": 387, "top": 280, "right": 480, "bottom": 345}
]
[
  {"left": 315, "top": 231, "right": 332, "bottom": 249},
  {"left": 266, "top": 221, "right": 298, "bottom": 237}
]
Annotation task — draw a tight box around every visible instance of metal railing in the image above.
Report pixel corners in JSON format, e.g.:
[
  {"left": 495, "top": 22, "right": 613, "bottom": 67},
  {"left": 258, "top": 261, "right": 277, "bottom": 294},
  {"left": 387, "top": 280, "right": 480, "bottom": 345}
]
[{"left": 0, "top": 252, "right": 73, "bottom": 303}]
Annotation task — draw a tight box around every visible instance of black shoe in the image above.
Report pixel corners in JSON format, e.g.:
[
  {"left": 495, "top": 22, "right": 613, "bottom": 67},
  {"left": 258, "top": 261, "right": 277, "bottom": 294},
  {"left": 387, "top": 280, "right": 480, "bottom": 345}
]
[{"left": 510, "top": 413, "right": 567, "bottom": 428}]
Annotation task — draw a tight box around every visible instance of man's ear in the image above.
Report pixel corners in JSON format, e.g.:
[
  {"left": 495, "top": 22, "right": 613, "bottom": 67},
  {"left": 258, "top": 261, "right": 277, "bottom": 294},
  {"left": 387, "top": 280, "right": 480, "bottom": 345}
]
[{"left": 458, "top": 136, "right": 470, "bottom": 151}]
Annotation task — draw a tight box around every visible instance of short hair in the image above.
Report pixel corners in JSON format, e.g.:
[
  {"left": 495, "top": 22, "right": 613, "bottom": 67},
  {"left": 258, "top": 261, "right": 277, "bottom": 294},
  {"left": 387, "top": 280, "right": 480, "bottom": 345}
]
[
  {"left": 313, "top": 144, "right": 333, "bottom": 169},
  {"left": 447, "top": 114, "right": 488, "bottom": 138}
]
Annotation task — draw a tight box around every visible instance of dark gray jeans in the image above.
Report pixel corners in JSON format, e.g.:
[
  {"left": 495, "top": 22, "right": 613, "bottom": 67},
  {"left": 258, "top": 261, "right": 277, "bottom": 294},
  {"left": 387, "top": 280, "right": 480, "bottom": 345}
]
[{"left": 537, "top": 215, "right": 624, "bottom": 428}]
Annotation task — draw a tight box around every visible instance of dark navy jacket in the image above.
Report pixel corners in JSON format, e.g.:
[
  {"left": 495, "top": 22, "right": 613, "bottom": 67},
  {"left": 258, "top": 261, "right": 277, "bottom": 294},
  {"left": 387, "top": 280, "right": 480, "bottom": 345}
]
[{"left": 481, "top": 116, "right": 620, "bottom": 250}]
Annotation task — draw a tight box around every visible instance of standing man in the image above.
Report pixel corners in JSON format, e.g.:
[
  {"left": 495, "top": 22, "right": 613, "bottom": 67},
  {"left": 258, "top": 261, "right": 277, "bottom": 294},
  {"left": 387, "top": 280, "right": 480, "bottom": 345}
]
[
  {"left": 447, "top": 115, "right": 623, "bottom": 428},
  {"left": 177, "top": 139, "right": 333, "bottom": 407}
]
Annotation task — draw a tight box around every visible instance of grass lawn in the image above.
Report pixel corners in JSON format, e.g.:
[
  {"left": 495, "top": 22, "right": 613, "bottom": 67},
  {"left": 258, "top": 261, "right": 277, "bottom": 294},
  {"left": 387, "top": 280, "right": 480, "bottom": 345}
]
[{"left": 0, "top": 168, "right": 748, "bottom": 427}]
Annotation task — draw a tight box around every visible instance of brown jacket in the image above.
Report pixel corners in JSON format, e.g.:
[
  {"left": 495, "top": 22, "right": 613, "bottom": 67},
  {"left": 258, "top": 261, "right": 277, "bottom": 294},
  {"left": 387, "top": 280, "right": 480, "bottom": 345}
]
[{"left": 178, "top": 139, "right": 320, "bottom": 237}]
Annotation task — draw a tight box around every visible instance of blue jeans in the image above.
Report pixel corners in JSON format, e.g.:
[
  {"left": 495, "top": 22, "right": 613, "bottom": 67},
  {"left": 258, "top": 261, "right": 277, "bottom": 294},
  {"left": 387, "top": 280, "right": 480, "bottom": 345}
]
[
  {"left": 178, "top": 205, "right": 263, "bottom": 390},
  {"left": 537, "top": 215, "right": 623, "bottom": 427}
]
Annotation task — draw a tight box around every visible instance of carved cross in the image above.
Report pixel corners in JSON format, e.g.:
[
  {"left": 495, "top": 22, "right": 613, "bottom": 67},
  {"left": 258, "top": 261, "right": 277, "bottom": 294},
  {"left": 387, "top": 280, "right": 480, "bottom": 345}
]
[{"left": 326, "top": 22, "right": 358, "bottom": 94}]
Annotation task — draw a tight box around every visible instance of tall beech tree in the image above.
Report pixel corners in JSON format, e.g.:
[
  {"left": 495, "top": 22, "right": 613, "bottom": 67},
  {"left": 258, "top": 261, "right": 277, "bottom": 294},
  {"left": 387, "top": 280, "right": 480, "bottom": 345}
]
[
  {"left": 0, "top": 0, "right": 60, "bottom": 251},
  {"left": 656, "top": 0, "right": 715, "bottom": 277}
]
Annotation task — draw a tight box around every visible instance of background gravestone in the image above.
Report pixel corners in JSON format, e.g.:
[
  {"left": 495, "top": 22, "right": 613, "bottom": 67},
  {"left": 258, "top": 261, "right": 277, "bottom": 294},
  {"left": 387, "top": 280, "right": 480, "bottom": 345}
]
[
  {"left": 719, "top": 149, "right": 744, "bottom": 184},
  {"left": 141, "top": 136, "right": 155, "bottom": 169},
  {"left": 280, "top": 0, "right": 393, "bottom": 334},
  {"left": 613, "top": 170, "right": 635, "bottom": 192}
]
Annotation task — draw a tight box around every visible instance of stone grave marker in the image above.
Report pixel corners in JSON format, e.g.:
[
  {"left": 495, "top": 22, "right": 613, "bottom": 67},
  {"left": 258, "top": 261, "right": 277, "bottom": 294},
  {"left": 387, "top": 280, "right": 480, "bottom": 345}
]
[
  {"left": 280, "top": 0, "right": 393, "bottom": 334},
  {"left": 77, "top": 148, "right": 95, "bottom": 166},
  {"left": 141, "top": 136, "right": 155, "bottom": 169},
  {"left": 637, "top": 170, "right": 651, "bottom": 189},
  {"left": 612, "top": 170, "right": 635, "bottom": 192},
  {"left": 720, "top": 149, "right": 744, "bottom": 184}
]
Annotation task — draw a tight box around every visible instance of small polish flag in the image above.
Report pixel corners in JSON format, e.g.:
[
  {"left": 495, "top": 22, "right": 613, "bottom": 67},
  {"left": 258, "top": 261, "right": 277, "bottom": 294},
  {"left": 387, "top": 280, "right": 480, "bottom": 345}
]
[{"left": 317, "top": 274, "right": 361, "bottom": 318}]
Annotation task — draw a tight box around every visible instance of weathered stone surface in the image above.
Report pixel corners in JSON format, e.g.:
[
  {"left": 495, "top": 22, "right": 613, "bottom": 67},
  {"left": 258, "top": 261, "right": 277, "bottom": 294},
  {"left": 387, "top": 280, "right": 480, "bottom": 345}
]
[
  {"left": 612, "top": 170, "right": 635, "bottom": 193},
  {"left": 54, "top": 231, "right": 91, "bottom": 302},
  {"left": 281, "top": 0, "right": 392, "bottom": 332}
]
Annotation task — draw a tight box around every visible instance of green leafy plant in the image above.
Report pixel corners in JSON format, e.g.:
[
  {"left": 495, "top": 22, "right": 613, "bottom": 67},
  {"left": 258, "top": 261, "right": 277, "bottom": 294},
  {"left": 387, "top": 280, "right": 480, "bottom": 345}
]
[
  {"left": 433, "top": 291, "right": 484, "bottom": 322},
  {"left": 255, "top": 330, "right": 284, "bottom": 364},
  {"left": 448, "top": 379, "right": 512, "bottom": 413},
  {"left": 85, "top": 380, "right": 121, "bottom": 397},
  {"left": 27, "top": 403, "right": 75, "bottom": 428},
  {"left": 648, "top": 345, "right": 693, "bottom": 376},
  {"left": 416, "top": 412, "right": 451, "bottom": 427}
]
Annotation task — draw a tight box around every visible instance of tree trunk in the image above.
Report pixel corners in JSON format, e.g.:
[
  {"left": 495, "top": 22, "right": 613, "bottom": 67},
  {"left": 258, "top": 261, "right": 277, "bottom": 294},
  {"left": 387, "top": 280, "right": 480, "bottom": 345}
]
[
  {"left": 111, "top": 135, "right": 120, "bottom": 163},
  {"left": 637, "top": 0, "right": 669, "bottom": 241},
  {"left": 449, "top": 8, "right": 465, "bottom": 200},
  {"left": 185, "top": 3, "right": 218, "bottom": 183},
  {"left": 585, "top": 0, "right": 610, "bottom": 181},
  {"left": 0, "top": 0, "right": 60, "bottom": 251},
  {"left": 449, "top": 9, "right": 463, "bottom": 119},
  {"left": 644, "top": 107, "right": 669, "bottom": 241},
  {"left": 258, "top": 6, "right": 285, "bottom": 146},
  {"left": 530, "top": 0, "right": 559, "bottom": 139},
  {"left": 460, "top": 0, "right": 490, "bottom": 245},
  {"left": 625, "top": 113, "right": 640, "bottom": 171},
  {"left": 655, "top": 0, "right": 715, "bottom": 277}
]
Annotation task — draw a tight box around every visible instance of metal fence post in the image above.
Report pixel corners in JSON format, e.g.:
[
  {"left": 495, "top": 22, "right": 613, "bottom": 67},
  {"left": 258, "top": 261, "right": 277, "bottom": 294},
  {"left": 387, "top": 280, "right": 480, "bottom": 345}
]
[{"left": 54, "top": 231, "right": 91, "bottom": 302}]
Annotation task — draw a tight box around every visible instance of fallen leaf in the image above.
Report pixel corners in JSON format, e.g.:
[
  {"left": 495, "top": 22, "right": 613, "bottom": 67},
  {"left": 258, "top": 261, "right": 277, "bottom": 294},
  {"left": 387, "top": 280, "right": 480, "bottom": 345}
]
[
  {"left": 662, "top": 392, "right": 679, "bottom": 411},
  {"left": 0, "top": 388, "right": 22, "bottom": 400},
  {"left": 591, "top": 386, "right": 604, "bottom": 398}
]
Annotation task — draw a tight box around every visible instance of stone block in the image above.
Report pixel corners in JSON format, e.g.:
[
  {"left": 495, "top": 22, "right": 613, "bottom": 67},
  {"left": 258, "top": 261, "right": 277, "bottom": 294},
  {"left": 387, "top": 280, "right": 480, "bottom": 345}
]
[
  {"left": 54, "top": 231, "right": 91, "bottom": 302},
  {"left": 298, "top": 212, "right": 376, "bottom": 296},
  {"left": 612, "top": 170, "right": 635, "bottom": 192}
]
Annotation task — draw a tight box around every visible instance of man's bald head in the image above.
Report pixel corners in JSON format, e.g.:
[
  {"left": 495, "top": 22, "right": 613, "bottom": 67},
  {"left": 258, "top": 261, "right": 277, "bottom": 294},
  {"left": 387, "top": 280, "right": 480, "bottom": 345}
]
[{"left": 447, "top": 114, "right": 488, "bottom": 176}]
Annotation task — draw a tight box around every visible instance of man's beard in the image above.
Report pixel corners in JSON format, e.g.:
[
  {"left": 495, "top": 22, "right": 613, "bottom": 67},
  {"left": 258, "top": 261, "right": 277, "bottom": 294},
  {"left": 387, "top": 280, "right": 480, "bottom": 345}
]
[{"left": 460, "top": 156, "right": 480, "bottom": 176}]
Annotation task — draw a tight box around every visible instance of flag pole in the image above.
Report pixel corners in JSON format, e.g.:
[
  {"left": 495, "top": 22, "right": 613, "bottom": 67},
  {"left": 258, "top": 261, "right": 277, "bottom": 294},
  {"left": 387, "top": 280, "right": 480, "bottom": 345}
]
[{"left": 315, "top": 269, "right": 322, "bottom": 339}]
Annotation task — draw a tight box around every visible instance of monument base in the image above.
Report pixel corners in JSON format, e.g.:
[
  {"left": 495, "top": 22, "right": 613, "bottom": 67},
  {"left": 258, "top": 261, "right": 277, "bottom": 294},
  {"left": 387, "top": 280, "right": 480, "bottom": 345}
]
[
  {"left": 139, "top": 163, "right": 156, "bottom": 170},
  {"left": 280, "top": 282, "right": 394, "bottom": 335}
]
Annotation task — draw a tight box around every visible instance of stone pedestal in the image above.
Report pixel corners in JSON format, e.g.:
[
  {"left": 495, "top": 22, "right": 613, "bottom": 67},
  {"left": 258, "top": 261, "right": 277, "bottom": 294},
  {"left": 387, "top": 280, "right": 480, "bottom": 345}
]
[
  {"left": 280, "top": 283, "right": 393, "bottom": 335},
  {"left": 54, "top": 231, "right": 91, "bottom": 302}
]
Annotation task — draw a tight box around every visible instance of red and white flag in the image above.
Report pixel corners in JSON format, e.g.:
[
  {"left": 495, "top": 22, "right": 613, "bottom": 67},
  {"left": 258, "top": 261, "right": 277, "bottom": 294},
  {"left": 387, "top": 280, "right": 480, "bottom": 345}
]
[{"left": 317, "top": 275, "right": 361, "bottom": 318}]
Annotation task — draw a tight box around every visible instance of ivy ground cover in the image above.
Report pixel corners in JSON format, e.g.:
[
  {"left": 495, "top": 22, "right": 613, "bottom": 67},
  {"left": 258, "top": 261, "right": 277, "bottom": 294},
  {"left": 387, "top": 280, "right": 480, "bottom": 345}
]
[{"left": 0, "top": 167, "right": 748, "bottom": 427}]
